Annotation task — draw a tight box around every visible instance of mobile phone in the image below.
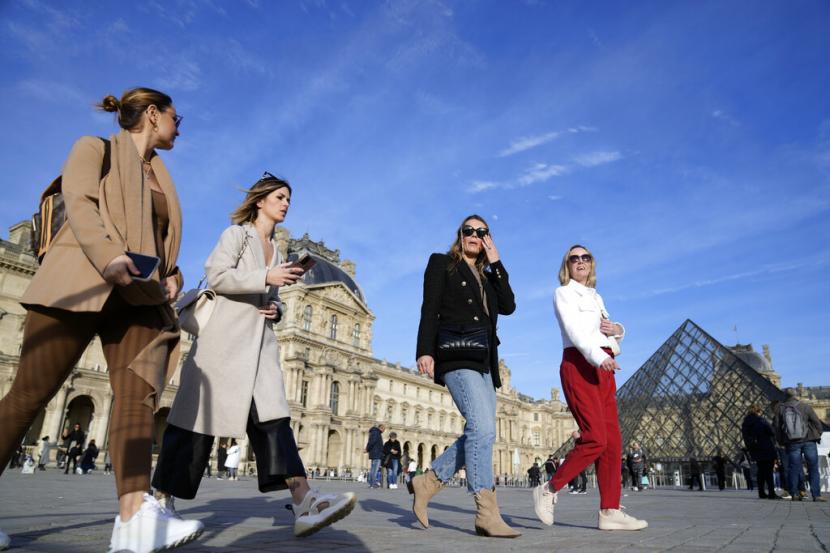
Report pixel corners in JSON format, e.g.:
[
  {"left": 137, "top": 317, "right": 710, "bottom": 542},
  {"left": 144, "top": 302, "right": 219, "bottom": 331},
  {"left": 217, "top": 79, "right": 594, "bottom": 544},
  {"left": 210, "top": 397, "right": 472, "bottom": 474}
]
[
  {"left": 126, "top": 252, "right": 160, "bottom": 281},
  {"left": 291, "top": 254, "right": 316, "bottom": 272}
]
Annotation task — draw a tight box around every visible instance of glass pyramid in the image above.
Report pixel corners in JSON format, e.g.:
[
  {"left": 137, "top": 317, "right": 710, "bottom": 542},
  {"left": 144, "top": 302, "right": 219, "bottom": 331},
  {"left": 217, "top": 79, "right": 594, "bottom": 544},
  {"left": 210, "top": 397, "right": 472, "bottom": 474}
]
[{"left": 553, "top": 319, "right": 785, "bottom": 463}]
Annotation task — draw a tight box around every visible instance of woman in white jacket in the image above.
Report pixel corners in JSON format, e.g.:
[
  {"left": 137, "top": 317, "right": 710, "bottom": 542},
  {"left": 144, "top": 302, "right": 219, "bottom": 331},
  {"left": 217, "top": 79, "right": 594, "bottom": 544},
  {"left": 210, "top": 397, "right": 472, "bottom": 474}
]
[
  {"left": 224, "top": 440, "right": 240, "bottom": 480},
  {"left": 153, "top": 173, "right": 356, "bottom": 538},
  {"left": 532, "top": 245, "right": 647, "bottom": 531}
]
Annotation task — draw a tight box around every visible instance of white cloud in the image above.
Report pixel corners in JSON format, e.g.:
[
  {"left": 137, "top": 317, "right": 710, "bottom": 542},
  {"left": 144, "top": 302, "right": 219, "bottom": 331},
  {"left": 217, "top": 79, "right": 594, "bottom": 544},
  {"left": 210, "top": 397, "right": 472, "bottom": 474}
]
[
  {"left": 712, "top": 109, "right": 740, "bottom": 126},
  {"left": 517, "top": 163, "right": 569, "bottom": 185},
  {"left": 498, "top": 125, "right": 596, "bottom": 157},
  {"left": 573, "top": 150, "right": 622, "bottom": 167},
  {"left": 468, "top": 180, "right": 499, "bottom": 193},
  {"left": 548, "top": 195, "right": 563, "bottom": 201}
]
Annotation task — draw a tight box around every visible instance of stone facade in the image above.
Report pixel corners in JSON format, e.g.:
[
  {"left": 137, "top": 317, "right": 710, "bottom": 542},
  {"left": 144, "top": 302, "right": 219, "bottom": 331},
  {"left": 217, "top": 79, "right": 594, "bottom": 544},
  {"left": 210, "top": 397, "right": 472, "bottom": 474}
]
[{"left": 1, "top": 221, "right": 577, "bottom": 476}]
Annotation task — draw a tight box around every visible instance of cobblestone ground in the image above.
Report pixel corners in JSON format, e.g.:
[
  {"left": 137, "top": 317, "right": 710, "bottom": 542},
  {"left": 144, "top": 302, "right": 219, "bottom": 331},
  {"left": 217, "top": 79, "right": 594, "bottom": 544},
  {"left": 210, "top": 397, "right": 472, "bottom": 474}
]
[{"left": 1, "top": 470, "right": 828, "bottom": 552}]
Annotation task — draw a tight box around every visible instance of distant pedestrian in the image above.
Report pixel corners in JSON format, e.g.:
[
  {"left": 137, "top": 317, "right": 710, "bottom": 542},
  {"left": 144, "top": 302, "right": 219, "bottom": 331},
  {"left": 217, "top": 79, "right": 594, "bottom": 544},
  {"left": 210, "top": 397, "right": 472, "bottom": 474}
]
[
  {"left": 364, "top": 423, "right": 385, "bottom": 489},
  {"left": 741, "top": 405, "right": 778, "bottom": 499},
  {"left": 527, "top": 463, "right": 541, "bottom": 487},
  {"left": 62, "top": 423, "right": 85, "bottom": 475},
  {"left": 532, "top": 245, "right": 647, "bottom": 531},
  {"left": 544, "top": 456, "right": 556, "bottom": 481},
  {"left": 773, "top": 388, "right": 827, "bottom": 502},
  {"left": 217, "top": 443, "right": 228, "bottom": 479},
  {"left": 738, "top": 449, "right": 754, "bottom": 490},
  {"left": 224, "top": 439, "right": 240, "bottom": 481},
  {"left": 80, "top": 440, "right": 99, "bottom": 474},
  {"left": 712, "top": 450, "right": 727, "bottom": 491},
  {"left": 37, "top": 437, "right": 51, "bottom": 471},
  {"left": 104, "top": 450, "right": 113, "bottom": 475},
  {"left": 689, "top": 458, "right": 704, "bottom": 491},
  {"left": 383, "top": 432, "right": 402, "bottom": 489},
  {"left": 626, "top": 442, "right": 646, "bottom": 492}
]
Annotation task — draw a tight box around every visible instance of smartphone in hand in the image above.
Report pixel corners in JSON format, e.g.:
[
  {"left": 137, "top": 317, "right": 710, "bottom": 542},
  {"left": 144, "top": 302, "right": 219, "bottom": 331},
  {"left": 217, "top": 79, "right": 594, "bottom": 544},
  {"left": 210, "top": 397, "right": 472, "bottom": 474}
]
[
  {"left": 126, "top": 252, "right": 160, "bottom": 281},
  {"left": 291, "top": 254, "right": 316, "bottom": 273}
]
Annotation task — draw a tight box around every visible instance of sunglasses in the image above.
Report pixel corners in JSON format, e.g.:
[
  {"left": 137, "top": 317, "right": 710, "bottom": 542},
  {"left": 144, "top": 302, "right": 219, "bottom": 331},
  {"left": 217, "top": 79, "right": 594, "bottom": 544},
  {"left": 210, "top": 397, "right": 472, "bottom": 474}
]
[
  {"left": 461, "top": 225, "right": 489, "bottom": 238},
  {"left": 568, "top": 254, "right": 593, "bottom": 264},
  {"left": 165, "top": 111, "right": 183, "bottom": 128}
]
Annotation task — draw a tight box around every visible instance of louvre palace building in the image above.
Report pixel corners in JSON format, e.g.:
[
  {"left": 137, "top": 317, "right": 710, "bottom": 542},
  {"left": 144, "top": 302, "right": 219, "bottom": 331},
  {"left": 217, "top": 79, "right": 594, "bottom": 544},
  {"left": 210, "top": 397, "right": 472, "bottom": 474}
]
[{"left": 0, "top": 221, "right": 579, "bottom": 476}]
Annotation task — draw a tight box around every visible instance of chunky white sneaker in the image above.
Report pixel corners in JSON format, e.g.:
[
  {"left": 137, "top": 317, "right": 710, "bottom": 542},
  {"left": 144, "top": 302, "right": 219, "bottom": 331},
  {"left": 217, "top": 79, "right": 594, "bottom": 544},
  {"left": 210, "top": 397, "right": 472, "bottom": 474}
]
[
  {"left": 154, "top": 493, "right": 183, "bottom": 520},
  {"left": 292, "top": 489, "right": 358, "bottom": 538},
  {"left": 532, "top": 482, "right": 557, "bottom": 526},
  {"left": 108, "top": 493, "right": 204, "bottom": 553},
  {"left": 598, "top": 508, "right": 648, "bottom": 531},
  {"left": 0, "top": 528, "right": 9, "bottom": 551}
]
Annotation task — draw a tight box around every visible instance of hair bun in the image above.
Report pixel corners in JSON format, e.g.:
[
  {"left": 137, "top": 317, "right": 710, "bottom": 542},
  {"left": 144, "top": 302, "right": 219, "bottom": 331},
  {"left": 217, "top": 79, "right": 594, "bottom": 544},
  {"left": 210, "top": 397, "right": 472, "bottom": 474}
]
[{"left": 100, "top": 95, "right": 120, "bottom": 112}]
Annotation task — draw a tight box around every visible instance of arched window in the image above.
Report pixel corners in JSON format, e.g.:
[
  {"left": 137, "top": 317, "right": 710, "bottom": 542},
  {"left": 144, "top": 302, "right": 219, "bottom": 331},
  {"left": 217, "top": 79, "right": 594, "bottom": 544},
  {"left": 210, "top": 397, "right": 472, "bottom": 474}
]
[
  {"left": 303, "top": 305, "right": 312, "bottom": 331},
  {"left": 352, "top": 323, "right": 360, "bottom": 346},
  {"left": 329, "top": 381, "right": 340, "bottom": 415},
  {"left": 330, "top": 314, "right": 338, "bottom": 340}
]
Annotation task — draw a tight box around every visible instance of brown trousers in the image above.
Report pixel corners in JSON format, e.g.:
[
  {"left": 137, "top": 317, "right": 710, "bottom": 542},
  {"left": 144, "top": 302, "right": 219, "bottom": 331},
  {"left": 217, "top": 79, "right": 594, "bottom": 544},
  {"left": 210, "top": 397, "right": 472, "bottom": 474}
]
[{"left": 0, "top": 292, "right": 163, "bottom": 497}]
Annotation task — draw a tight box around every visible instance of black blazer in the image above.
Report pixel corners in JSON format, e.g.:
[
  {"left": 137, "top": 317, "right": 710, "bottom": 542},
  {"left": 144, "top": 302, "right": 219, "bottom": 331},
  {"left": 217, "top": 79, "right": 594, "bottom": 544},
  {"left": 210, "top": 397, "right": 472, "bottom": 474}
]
[{"left": 416, "top": 253, "right": 516, "bottom": 388}]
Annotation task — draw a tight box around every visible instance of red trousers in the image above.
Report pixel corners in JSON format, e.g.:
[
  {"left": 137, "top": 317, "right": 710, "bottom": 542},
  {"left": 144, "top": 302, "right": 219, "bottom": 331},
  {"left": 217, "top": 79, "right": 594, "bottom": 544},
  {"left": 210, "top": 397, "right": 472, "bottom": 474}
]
[{"left": 550, "top": 347, "right": 621, "bottom": 509}]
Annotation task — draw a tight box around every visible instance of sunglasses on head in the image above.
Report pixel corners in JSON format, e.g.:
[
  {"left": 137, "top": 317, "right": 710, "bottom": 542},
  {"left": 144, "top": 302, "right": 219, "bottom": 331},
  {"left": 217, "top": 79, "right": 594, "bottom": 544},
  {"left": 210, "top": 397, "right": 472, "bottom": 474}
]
[
  {"left": 461, "top": 225, "right": 489, "bottom": 238},
  {"left": 256, "top": 171, "right": 280, "bottom": 183},
  {"left": 568, "top": 254, "right": 593, "bottom": 264}
]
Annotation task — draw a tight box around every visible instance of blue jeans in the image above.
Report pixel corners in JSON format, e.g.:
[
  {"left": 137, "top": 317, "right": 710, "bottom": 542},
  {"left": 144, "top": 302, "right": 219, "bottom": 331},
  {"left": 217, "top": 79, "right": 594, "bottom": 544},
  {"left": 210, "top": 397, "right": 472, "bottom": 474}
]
[
  {"left": 387, "top": 458, "right": 399, "bottom": 486},
  {"left": 431, "top": 369, "right": 496, "bottom": 493},
  {"left": 787, "top": 441, "right": 820, "bottom": 499},
  {"left": 369, "top": 458, "right": 381, "bottom": 487}
]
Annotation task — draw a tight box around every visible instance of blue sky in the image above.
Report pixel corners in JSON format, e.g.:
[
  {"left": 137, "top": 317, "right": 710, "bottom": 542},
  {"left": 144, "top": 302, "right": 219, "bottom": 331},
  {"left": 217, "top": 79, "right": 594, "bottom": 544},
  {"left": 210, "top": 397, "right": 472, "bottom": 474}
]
[{"left": 1, "top": 0, "right": 829, "bottom": 400}]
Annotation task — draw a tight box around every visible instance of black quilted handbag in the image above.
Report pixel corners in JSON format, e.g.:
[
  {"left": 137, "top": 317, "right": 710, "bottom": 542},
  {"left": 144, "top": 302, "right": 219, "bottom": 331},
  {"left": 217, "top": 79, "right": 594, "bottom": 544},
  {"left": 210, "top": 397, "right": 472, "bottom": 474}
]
[{"left": 435, "top": 325, "right": 489, "bottom": 363}]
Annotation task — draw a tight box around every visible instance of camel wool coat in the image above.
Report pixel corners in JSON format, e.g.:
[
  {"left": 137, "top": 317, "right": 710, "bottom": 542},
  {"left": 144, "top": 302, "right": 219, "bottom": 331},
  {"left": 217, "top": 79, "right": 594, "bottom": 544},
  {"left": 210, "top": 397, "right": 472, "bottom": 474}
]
[{"left": 167, "top": 223, "right": 290, "bottom": 438}]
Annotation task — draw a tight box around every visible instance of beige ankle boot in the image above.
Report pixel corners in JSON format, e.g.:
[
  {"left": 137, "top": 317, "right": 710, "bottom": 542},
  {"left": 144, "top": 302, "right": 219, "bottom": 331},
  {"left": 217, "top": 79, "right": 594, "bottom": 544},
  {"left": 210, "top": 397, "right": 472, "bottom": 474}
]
[
  {"left": 410, "top": 470, "right": 443, "bottom": 528},
  {"left": 474, "top": 488, "right": 521, "bottom": 538}
]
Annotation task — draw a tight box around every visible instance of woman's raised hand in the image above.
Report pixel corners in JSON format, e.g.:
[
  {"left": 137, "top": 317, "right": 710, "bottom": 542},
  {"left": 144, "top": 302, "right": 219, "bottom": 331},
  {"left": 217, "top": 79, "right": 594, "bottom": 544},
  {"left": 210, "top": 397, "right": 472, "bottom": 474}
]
[
  {"left": 481, "top": 234, "right": 500, "bottom": 264},
  {"left": 599, "top": 356, "right": 620, "bottom": 372},
  {"left": 266, "top": 262, "right": 304, "bottom": 286},
  {"left": 417, "top": 355, "right": 435, "bottom": 378}
]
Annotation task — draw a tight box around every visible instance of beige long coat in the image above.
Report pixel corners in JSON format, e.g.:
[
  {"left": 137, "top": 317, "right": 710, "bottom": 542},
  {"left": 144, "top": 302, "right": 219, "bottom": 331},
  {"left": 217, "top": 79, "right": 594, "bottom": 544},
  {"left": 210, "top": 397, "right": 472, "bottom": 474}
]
[{"left": 167, "top": 223, "right": 290, "bottom": 437}]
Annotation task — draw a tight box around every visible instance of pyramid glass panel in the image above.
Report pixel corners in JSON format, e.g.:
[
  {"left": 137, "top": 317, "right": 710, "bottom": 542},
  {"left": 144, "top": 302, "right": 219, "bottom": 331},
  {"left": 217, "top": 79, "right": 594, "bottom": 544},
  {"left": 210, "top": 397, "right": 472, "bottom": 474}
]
[{"left": 553, "top": 320, "right": 785, "bottom": 467}]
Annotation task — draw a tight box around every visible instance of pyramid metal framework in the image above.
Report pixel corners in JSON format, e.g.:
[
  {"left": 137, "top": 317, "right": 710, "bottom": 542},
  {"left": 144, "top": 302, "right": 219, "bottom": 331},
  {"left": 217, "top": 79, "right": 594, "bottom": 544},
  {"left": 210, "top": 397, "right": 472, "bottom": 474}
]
[{"left": 553, "top": 319, "right": 785, "bottom": 463}]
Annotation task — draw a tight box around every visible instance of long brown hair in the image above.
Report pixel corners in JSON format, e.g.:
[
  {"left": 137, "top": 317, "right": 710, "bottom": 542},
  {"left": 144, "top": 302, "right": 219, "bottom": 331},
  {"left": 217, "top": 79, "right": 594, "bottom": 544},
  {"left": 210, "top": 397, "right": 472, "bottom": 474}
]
[
  {"left": 97, "top": 87, "right": 173, "bottom": 130},
  {"left": 230, "top": 173, "right": 293, "bottom": 225},
  {"left": 447, "top": 214, "right": 490, "bottom": 277}
]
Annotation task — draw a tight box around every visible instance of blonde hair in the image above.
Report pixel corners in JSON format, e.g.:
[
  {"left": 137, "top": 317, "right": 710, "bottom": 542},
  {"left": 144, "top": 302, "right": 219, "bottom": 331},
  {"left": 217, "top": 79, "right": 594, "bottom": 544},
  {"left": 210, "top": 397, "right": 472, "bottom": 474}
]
[
  {"left": 447, "top": 214, "right": 490, "bottom": 278},
  {"left": 230, "top": 174, "right": 292, "bottom": 225},
  {"left": 96, "top": 87, "right": 173, "bottom": 130},
  {"left": 558, "top": 244, "right": 597, "bottom": 287}
]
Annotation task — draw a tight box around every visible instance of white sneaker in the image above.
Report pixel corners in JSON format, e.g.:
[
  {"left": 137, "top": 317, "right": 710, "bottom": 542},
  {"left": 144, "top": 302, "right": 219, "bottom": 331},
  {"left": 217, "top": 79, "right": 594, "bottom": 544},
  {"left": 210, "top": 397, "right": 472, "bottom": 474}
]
[
  {"left": 598, "top": 508, "right": 648, "bottom": 531},
  {"left": 292, "top": 489, "right": 358, "bottom": 538},
  {"left": 0, "top": 528, "right": 9, "bottom": 551},
  {"left": 390, "top": 484, "right": 398, "bottom": 489},
  {"left": 108, "top": 493, "right": 204, "bottom": 553},
  {"left": 154, "top": 493, "right": 182, "bottom": 520},
  {"left": 532, "top": 482, "right": 557, "bottom": 526}
]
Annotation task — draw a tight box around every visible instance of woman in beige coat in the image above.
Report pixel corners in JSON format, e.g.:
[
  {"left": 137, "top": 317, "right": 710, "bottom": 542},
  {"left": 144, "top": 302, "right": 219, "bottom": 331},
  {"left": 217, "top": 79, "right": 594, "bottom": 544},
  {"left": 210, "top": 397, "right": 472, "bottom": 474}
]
[
  {"left": 153, "top": 173, "right": 357, "bottom": 538},
  {"left": 0, "top": 87, "right": 203, "bottom": 553}
]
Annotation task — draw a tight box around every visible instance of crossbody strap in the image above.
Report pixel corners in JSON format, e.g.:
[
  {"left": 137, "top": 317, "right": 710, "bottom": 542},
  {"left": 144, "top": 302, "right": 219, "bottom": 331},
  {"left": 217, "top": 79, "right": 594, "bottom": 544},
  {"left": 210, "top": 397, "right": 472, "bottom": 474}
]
[{"left": 196, "top": 231, "right": 250, "bottom": 289}]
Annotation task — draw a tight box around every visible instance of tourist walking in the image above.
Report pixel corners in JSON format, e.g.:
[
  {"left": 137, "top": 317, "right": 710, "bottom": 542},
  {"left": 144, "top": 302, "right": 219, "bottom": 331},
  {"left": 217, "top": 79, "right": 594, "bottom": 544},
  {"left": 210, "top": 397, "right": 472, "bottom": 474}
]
[
  {"left": 0, "top": 87, "right": 202, "bottom": 553},
  {"left": 383, "top": 432, "right": 402, "bottom": 489},
  {"left": 152, "top": 172, "right": 357, "bottom": 537},
  {"left": 37, "top": 436, "right": 51, "bottom": 471},
  {"left": 712, "top": 449, "right": 727, "bottom": 491},
  {"left": 365, "top": 424, "right": 385, "bottom": 489},
  {"left": 217, "top": 443, "right": 228, "bottom": 479},
  {"left": 544, "top": 456, "right": 556, "bottom": 481},
  {"left": 741, "top": 405, "right": 778, "bottom": 499},
  {"left": 626, "top": 442, "right": 646, "bottom": 491},
  {"left": 773, "top": 388, "right": 827, "bottom": 502},
  {"left": 528, "top": 463, "right": 542, "bottom": 487},
  {"left": 412, "top": 214, "right": 520, "bottom": 538},
  {"left": 532, "top": 244, "right": 647, "bottom": 531},
  {"left": 224, "top": 440, "right": 240, "bottom": 480},
  {"left": 689, "top": 458, "right": 704, "bottom": 491}
]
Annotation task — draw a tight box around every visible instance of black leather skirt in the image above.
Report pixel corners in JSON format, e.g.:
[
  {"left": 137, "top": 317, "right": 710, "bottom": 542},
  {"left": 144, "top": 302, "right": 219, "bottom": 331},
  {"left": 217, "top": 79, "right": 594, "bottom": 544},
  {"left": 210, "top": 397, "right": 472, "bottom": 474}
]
[{"left": 152, "top": 401, "right": 306, "bottom": 499}]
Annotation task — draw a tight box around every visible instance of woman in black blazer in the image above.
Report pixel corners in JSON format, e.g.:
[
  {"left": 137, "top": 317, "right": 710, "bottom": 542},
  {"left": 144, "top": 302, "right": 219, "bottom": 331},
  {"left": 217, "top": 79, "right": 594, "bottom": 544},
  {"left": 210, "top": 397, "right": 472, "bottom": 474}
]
[{"left": 410, "top": 214, "right": 519, "bottom": 538}]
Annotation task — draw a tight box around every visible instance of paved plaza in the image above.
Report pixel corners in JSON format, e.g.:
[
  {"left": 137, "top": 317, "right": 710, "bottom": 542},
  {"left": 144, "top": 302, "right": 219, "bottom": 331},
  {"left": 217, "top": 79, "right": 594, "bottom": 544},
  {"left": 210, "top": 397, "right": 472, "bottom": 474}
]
[{"left": 0, "top": 470, "right": 828, "bottom": 553}]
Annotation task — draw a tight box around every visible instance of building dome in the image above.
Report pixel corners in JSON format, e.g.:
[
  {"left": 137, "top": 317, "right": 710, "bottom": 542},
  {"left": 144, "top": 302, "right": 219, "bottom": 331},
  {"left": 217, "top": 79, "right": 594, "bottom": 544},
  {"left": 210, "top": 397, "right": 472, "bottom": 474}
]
[{"left": 287, "top": 251, "right": 365, "bottom": 303}]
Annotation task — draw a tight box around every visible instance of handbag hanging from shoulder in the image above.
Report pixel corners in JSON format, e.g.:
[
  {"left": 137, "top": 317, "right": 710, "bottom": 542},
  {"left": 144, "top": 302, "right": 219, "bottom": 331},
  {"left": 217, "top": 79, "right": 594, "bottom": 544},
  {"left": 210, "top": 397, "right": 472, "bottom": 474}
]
[
  {"left": 435, "top": 325, "right": 489, "bottom": 363},
  {"left": 176, "top": 233, "right": 249, "bottom": 336}
]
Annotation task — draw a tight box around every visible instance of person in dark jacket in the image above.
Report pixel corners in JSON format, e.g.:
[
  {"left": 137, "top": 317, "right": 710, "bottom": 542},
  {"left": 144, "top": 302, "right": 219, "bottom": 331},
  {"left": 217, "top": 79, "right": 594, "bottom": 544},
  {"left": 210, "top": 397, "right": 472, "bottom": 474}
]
[
  {"left": 217, "top": 443, "right": 228, "bottom": 479},
  {"left": 773, "top": 388, "right": 827, "bottom": 502},
  {"left": 689, "top": 457, "right": 703, "bottom": 491},
  {"left": 741, "top": 405, "right": 779, "bottom": 499},
  {"left": 411, "top": 214, "right": 519, "bottom": 538},
  {"left": 527, "top": 463, "right": 542, "bottom": 487},
  {"left": 383, "top": 432, "right": 402, "bottom": 489},
  {"left": 62, "top": 423, "right": 85, "bottom": 475},
  {"left": 364, "top": 424, "right": 385, "bottom": 489},
  {"left": 712, "top": 449, "right": 727, "bottom": 491},
  {"left": 80, "top": 440, "right": 99, "bottom": 474}
]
